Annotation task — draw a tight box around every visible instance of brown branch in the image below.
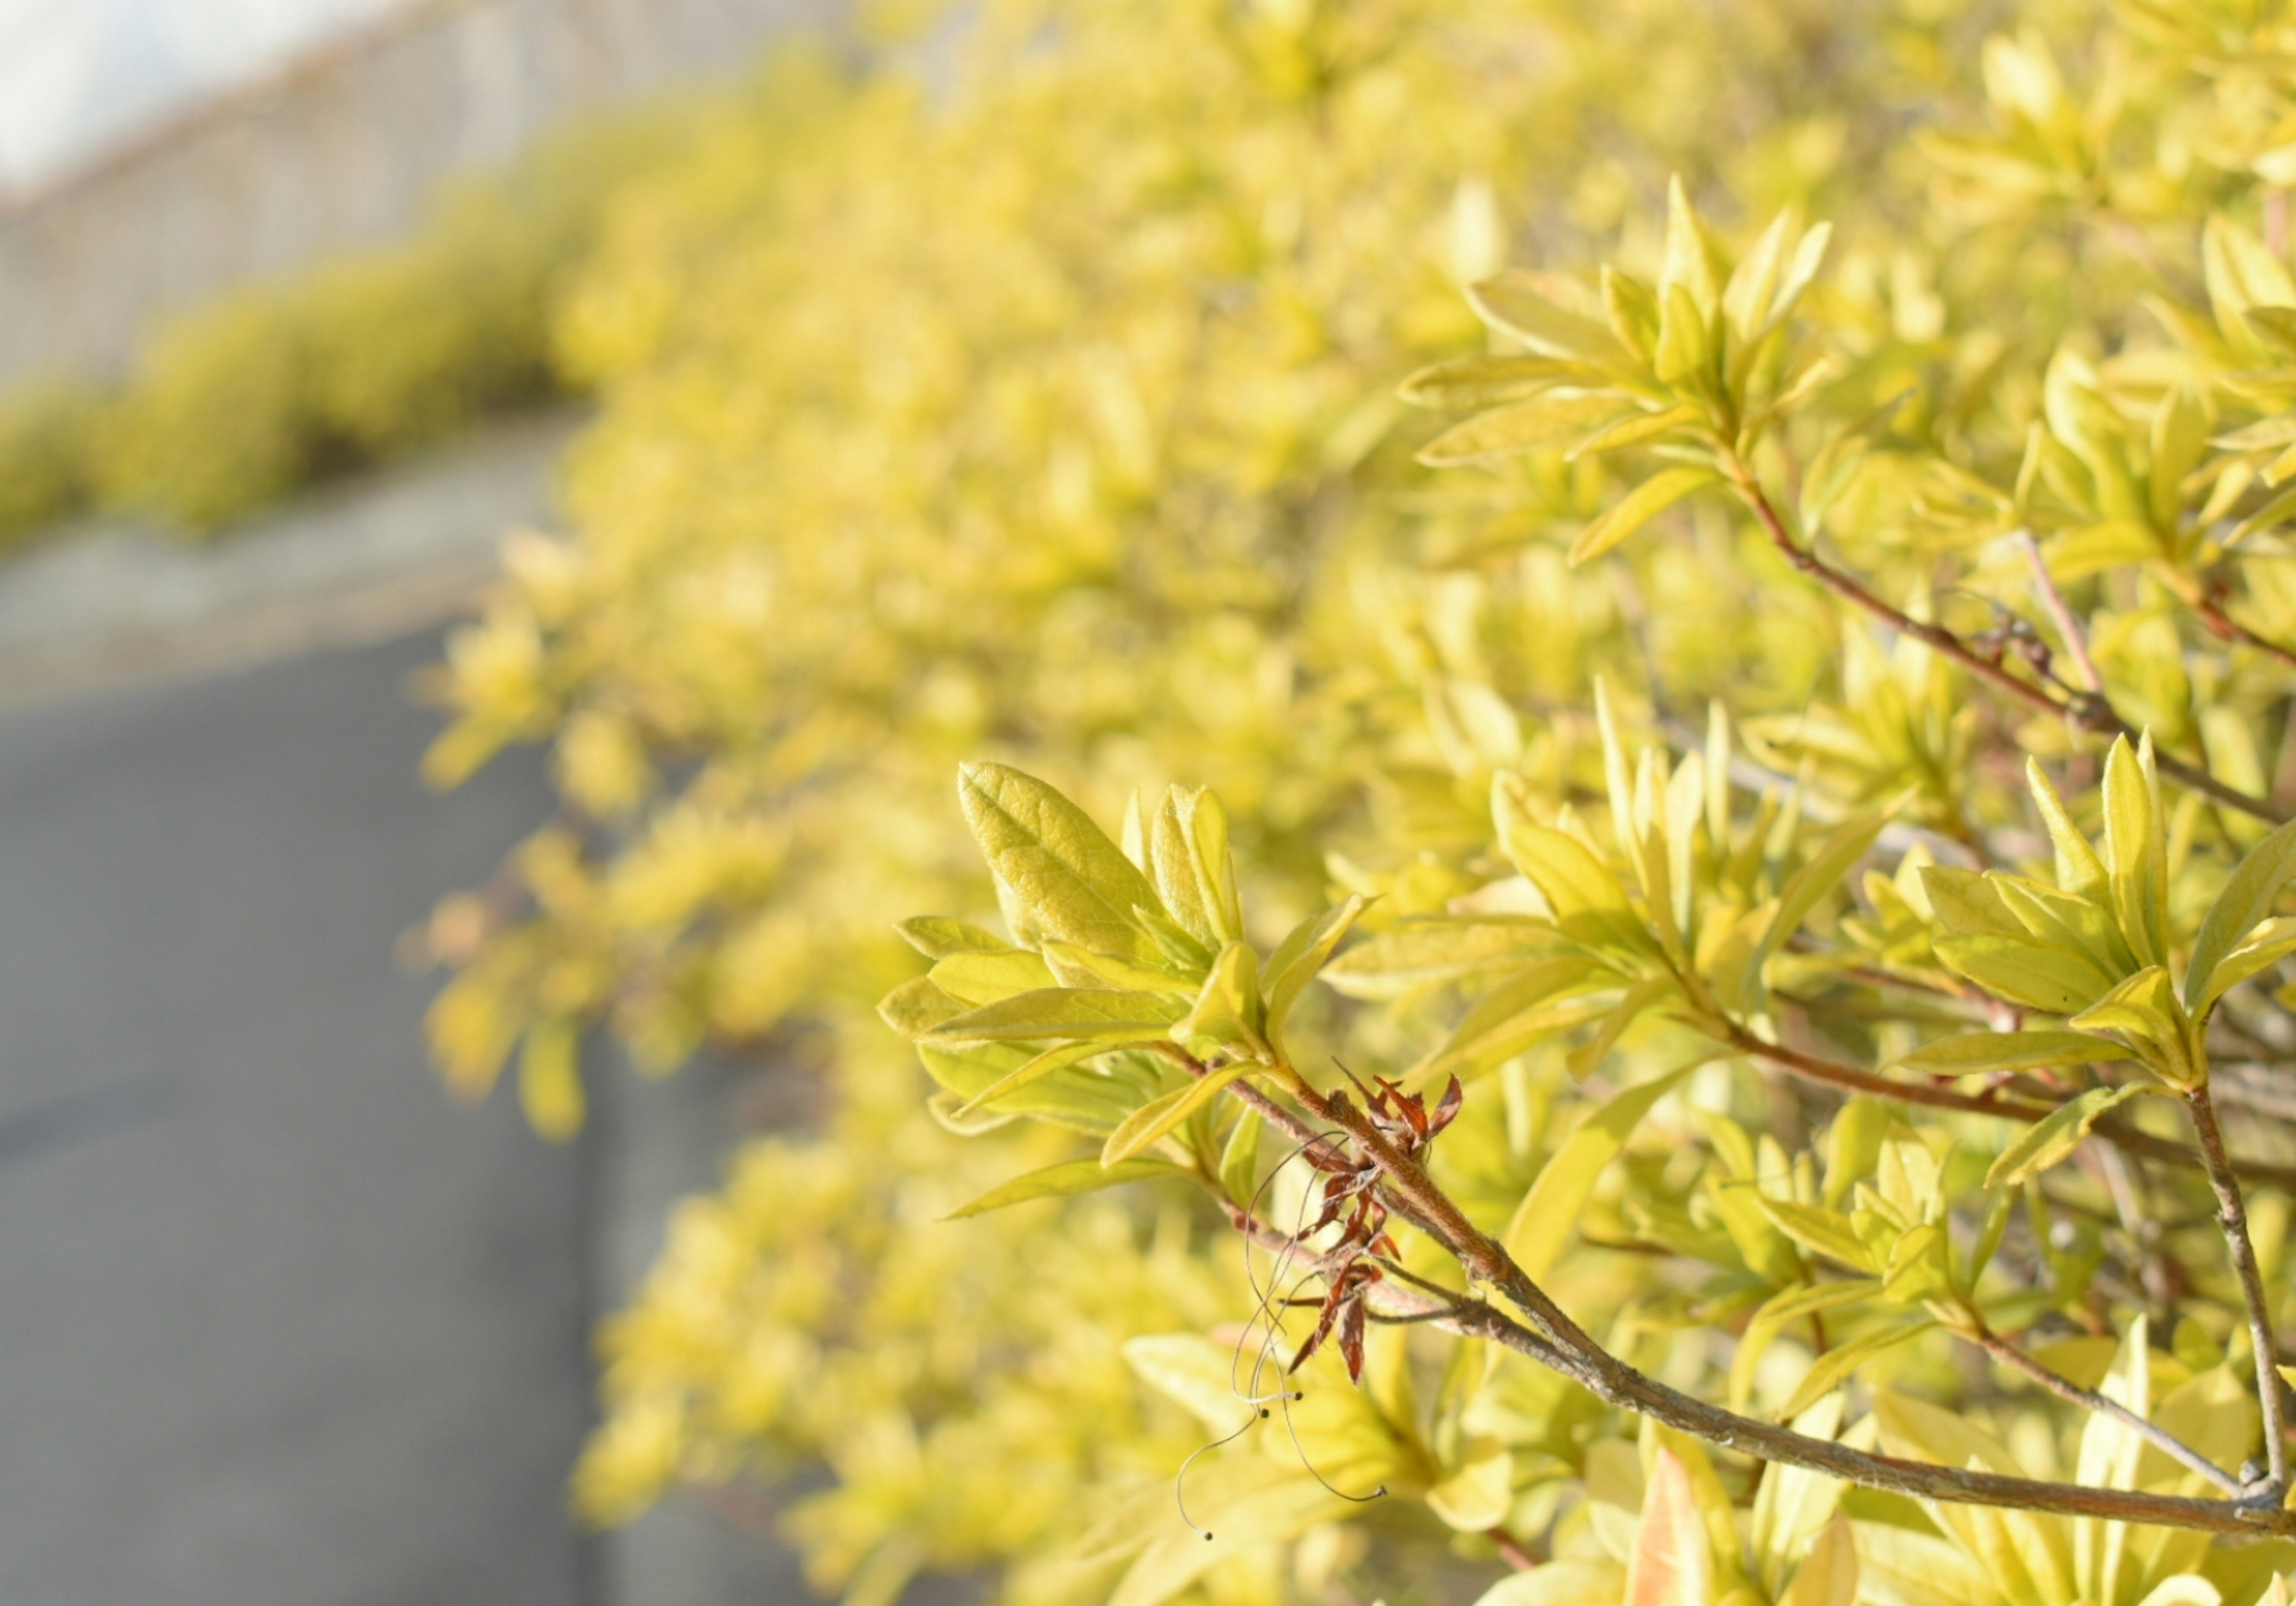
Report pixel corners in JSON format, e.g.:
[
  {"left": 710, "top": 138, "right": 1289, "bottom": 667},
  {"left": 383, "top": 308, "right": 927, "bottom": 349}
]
[
  {"left": 1219, "top": 1057, "right": 2296, "bottom": 1535},
  {"left": 2159, "top": 566, "right": 2296, "bottom": 675},
  {"left": 2186, "top": 1086, "right": 2289, "bottom": 1495},
  {"left": 1731, "top": 1024, "right": 2296, "bottom": 1193},
  {"left": 1722, "top": 466, "right": 2285, "bottom": 826},
  {"left": 1486, "top": 1527, "right": 1542, "bottom": 1571},
  {"left": 2019, "top": 532, "right": 2105, "bottom": 694}
]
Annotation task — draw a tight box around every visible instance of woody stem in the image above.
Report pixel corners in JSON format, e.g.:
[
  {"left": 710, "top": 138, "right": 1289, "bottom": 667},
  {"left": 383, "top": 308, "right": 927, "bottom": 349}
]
[
  {"left": 1720, "top": 463, "right": 2283, "bottom": 826},
  {"left": 2186, "top": 1085, "right": 2289, "bottom": 1493},
  {"left": 1185, "top": 1051, "right": 2296, "bottom": 1535}
]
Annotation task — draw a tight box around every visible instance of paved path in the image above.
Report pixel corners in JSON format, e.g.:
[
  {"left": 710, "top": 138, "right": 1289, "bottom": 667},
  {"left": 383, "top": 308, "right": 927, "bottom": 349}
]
[{"left": 0, "top": 629, "right": 589, "bottom": 1604}]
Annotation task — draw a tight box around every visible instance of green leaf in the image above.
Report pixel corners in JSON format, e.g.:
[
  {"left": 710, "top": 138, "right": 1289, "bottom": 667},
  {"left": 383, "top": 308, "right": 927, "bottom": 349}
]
[
  {"left": 1417, "top": 957, "right": 1613, "bottom": 1079},
  {"left": 1217, "top": 1107, "right": 1261, "bottom": 1207},
  {"left": 1566, "top": 973, "right": 1673, "bottom": 1080},
  {"left": 2023, "top": 759, "right": 2107, "bottom": 903},
  {"left": 878, "top": 975, "right": 967, "bottom": 1039},
  {"left": 1779, "top": 1316, "right": 1935, "bottom": 1421},
  {"left": 1824, "top": 1098, "right": 1891, "bottom": 1208},
  {"left": 959, "top": 762, "right": 1164, "bottom": 963},
  {"left": 1466, "top": 273, "right": 1625, "bottom": 361},
  {"left": 1567, "top": 402, "right": 1705, "bottom": 460},
  {"left": 1397, "top": 355, "right": 1591, "bottom": 408},
  {"left": 1760, "top": 222, "right": 1833, "bottom": 338},
  {"left": 1659, "top": 174, "right": 1724, "bottom": 317},
  {"left": 954, "top": 1039, "right": 1107, "bottom": 1116},
  {"left": 1654, "top": 283, "right": 1713, "bottom": 387},
  {"left": 928, "top": 947, "right": 1058, "bottom": 1006},
  {"left": 1173, "top": 942, "right": 1266, "bottom": 1057},
  {"left": 1602, "top": 265, "right": 1661, "bottom": 357},
  {"left": 1101, "top": 1062, "right": 1254, "bottom": 1165},
  {"left": 895, "top": 917, "right": 1012, "bottom": 958},
  {"left": 2100, "top": 735, "right": 2166, "bottom": 967},
  {"left": 1730, "top": 1278, "right": 1883, "bottom": 1410},
  {"left": 1503, "top": 1065, "right": 1690, "bottom": 1278},
  {"left": 2148, "top": 387, "right": 2208, "bottom": 533},
  {"left": 1921, "top": 865, "right": 2026, "bottom": 937},
  {"left": 1569, "top": 466, "right": 1719, "bottom": 566},
  {"left": 1756, "top": 1198, "right": 1878, "bottom": 1273},
  {"left": 2194, "top": 917, "right": 2296, "bottom": 1016},
  {"left": 1723, "top": 210, "right": 1795, "bottom": 343},
  {"left": 2185, "top": 812, "right": 2296, "bottom": 1012},
  {"left": 1498, "top": 817, "right": 1633, "bottom": 919},
  {"left": 945, "top": 1156, "right": 1181, "bottom": 1219},
  {"left": 1262, "top": 895, "right": 1367, "bottom": 1052},
  {"left": 1147, "top": 786, "right": 1244, "bottom": 949},
  {"left": 2228, "top": 481, "right": 2296, "bottom": 545},
  {"left": 1321, "top": 917, "right": 1558, "bottom": 999},
  {"left": 1896, "top": 1030, "right": 2114, "bottom": 1077},
  {"left": 1040, "top": 941, "right": 1195, "bottom": 994},
  {"left": 1752, "top": 812, "right": 1884, "bottom": 981},
  {"left": 924, "top": 987, "right": 1184, "bottom": 1045},
  {"left": 1984, "top": 1085, "right": 2158, "bottom": 1188},
  {"left": 1419, "top": 392, "right": 1637, "bottom": 467},
  {"left": 917, "top": 1043, "right": 1143, "bottom": 1135},
  {"left": 1932, "top": 933, "right": 2114, "bottom": 1013}
]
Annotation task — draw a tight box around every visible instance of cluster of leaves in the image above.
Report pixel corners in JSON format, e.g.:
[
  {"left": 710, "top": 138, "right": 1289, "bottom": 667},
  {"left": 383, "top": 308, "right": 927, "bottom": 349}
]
[
  {"left": 0, "top": 103, "right": 701, "bottom": 542},
  {"left": 423, "top": 1, "right": 2296, "bottom": 1605}
]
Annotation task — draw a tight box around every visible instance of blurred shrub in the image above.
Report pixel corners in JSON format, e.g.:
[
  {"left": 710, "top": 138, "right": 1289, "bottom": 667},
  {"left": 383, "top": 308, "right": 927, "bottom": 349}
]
[
  {"left": 0, "top": 377, "right": 105, "bottom": 546},
  {"left": 97, "top": 291, "right": 321, "bottom": 532},
  {"left": 23, "top": 96, "right": 711, "bottom": 538}
]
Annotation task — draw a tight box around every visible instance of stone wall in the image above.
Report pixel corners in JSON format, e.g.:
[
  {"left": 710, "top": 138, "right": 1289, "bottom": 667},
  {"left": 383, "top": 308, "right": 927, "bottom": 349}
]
[{"left": 0, "top": 0, "right": 839, "bottom": 384}]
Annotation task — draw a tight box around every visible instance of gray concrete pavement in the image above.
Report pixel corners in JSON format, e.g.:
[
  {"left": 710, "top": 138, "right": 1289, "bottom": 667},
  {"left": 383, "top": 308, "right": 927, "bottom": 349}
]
[{"left": 0, "top": 628, "right": 590, "bottom": 1603}]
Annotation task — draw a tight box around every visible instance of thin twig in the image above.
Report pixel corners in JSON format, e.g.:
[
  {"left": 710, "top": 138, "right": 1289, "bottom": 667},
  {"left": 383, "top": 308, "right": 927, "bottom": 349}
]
[
  {"left": 1723, "top": 466, "right": 2285, "bottom": 826},
  {"left": 2159, "top": 566, "right": 2296, "bottom": 674},
  {"left": 1486, "top": 1527, "right": 1542, "bottom": 1571},
  {"left": 1972, "top": 1323, "right": 2241, "bottom": 1494},
  {"left": 1735, "top": 1025, "right": 2296, "bottom": 1192},
  {"left": 2185, "top": 1086, "right": 2289, "bottom": 1496},
  {"left": 2018, "top": 532, "right": 2105, "bottom": 693}
]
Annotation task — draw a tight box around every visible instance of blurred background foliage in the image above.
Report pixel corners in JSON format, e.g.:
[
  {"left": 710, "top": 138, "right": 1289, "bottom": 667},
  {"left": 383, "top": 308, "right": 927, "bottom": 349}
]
[{"left": 0, "top": 101, "right": 703, "bottom": 540}]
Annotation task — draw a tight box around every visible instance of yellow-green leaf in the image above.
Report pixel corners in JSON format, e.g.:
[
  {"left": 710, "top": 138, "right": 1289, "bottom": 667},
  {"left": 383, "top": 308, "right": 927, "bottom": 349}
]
[
  {"left": 1729, "top": 1278, "right": 1882, "bottom": 1410},
  {"left": 959, "top": 762, "right": 1164, "bottom": 963},
  {"left": 1173, "top": 942, "right": 1266, "bottom": 1057},
  {"left": 1932, "top": 933, "right": 2114, "bottom": 1013},
  {"left": 895, "top": 917, "right": 1012, "bottom": 958},
  {"left": 1398, "top": 355, "right": 1591, "bottom": 408},
  {"left": 955, "top": 1039, "right": 1107, "bottom": 1116},
  {"left": 1756, "top": 1197, "right": 1877, "bottom": 1273},
  {"left": 1420, "top": 392, "right": 1638, "bottom": 467},
  {"left": 945, "top": 1156, "right": 1181, "bottom": 1219},
  {"left": 926, "top": 987, "right": 1184, "bottom": 1045},
  {"left": 1984, "top": 1085, "right": 2158, "bottom": 1188},
  {"left": 1504, "top": 1065, "right": 1690, "bottom": 1277},
  {"left": 2024, "top": 758, "right": 2107, "bottom": 902},
  {"left": 1263, "top": 895, "right": 1367, "bottom": 1048},
  {"left": 1569, "top": 466, "right": 1719, "bottom": 566},
  {"left": 2100, "top": 735, "right": 2166, "bottom": 967},
  {"left": 1897, "top": 1030, "right": 2114, "bottom": 1077},
  {"left": 1101, "top": 1062, "right": 1254, "bottom": 1165},
  {"left": 1779, "top": 1315, "right": 1934, "bottom": 1421},
  {"left": 1467, "top": 273, "right": 1625, "bottom": 361},
  {"left": 2185, "top": 813, "right": 2296, "bottom": 1012}
]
